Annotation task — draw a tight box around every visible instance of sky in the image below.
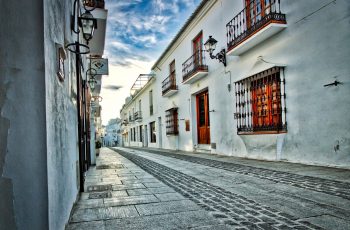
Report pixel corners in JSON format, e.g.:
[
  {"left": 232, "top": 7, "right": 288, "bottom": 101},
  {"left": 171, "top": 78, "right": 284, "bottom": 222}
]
[{"left": 100, "top": 0, "right": 201, "bottom": 125}]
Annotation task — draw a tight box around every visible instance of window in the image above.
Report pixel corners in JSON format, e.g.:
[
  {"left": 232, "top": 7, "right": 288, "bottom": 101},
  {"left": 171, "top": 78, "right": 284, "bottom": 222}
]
[
  {"left": 150, "top": 121, "right": 156, "bottom": 143},
  {"left": 133, "top": 127, "right": 136, "bottom": 141},
  {"left": 139, "top": 125, "right": 143, "bottom": 142},
  {"left": 149, "top": 90, "right": 153, "bottom": 115},
  {"left": 234, "top": 67, "right": 287, "bottom": 134},
  {"left": 165, "top": 108, "right": 178, "bottom": 135},
  {"left": 193, "top": 32, "right": 203, "bottom": 68}
]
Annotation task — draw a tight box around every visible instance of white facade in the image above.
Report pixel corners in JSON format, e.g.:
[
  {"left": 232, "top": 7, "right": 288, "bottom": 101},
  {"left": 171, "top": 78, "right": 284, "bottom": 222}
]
[
  {"left": 120, "top": 0, "right": 350, "bottom": 168},
  {"left": 0, "top": 0, "right": 108, "bottom": 229},
  {"left": 103, "top": 119, "right": 122, "bottom": 146}
]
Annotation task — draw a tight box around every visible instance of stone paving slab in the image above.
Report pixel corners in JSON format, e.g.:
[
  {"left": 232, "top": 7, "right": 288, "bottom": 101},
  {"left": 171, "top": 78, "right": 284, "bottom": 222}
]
[
  {"left": 70, "top": 205, "right": 139, "bottom": 222},
  {"left": 135, "top": 199, "right": 199, "bottom": 216},
  {"left": 112, "top": 183, "right": 146, "bottom": 191},
  {"left": 66, "top": 220, "right": 105, "bottom": 230},
  {"left": 103, "top": 194, "right": 159, "bottom": 207},
  {"left": 154, "top": 192, "right": 186, "bottom": 202},
  {"left": 126, "top": 188, "right": 153, "bottom": 196}
]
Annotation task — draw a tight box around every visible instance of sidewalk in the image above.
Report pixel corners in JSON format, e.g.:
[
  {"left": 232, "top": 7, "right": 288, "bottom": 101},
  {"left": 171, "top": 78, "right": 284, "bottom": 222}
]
[
  {"left": 66, "top": 147, "right": 350, "bottom": 230},
  {"left": 134, "top": 147, "right": 350, "bottom": 182},
  {"left": 66, "top": 148, "right": 227, "bottom": 230}
]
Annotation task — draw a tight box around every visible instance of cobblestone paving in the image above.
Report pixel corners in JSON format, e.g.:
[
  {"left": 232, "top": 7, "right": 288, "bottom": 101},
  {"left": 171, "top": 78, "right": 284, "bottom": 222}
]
[
  {"left": 115, "top": 148, "right": 324, "bottom": 230},
  {"left": 131, "top": 148, "right": 350, "bottom": 201}
]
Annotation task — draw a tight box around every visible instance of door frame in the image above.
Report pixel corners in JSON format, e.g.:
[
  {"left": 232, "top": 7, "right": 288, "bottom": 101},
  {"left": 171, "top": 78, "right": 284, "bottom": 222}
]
[{"left": 196, "top": 89, "right": 210, "bottom": 145}]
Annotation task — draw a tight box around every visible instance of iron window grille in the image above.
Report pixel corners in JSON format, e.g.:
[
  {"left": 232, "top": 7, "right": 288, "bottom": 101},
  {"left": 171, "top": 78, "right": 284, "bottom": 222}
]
[
  {"left": 234, "top": 66, "right": 287, "bottom": 134},
  {"left": 165, "top": 108, "right": 179, "bottom": 135}
]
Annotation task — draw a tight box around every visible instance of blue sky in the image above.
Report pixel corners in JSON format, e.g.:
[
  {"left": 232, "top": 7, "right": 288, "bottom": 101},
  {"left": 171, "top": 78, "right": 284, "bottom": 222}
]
[
  {"left": 101, "top": 0, "right": 201, "bottom": 124},
  {"left": 104, "top": 0, "right": 201, "bottom": 67}
]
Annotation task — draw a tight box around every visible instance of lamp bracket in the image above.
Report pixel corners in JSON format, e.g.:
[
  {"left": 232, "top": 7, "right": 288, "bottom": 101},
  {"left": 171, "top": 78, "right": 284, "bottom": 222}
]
[
  {"left": 209, "top": 49, "right": 227, "bottom": 67},
  {"left": 66, "top": 42, "right": 90, "bottom": 54}
]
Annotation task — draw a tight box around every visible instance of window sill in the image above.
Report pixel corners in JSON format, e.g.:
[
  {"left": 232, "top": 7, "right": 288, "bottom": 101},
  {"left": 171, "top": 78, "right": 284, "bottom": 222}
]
[{"left": 238, "top": 130, "right": 287, "bottom": 135}]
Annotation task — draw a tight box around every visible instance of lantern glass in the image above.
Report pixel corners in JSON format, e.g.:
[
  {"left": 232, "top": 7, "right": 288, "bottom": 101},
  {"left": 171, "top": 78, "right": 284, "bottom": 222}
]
[
  {"left": 204, "top": 36, "right": 217, "bottom": 54},
  {"left": 79, "top": 11, "right": 97, "bottom": 43},
  {"left": 88, "top": 77, "right": 97, "bottom": 91}
]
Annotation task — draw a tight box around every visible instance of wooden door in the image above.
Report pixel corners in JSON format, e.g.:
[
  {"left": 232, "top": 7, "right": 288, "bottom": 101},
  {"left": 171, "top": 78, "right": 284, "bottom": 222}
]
[
  {"left": 245, "top": 0, "right": 266, "bottom": 29},
  {"left": 169, "top": 60, "right": 176, "bottom": 86},
  {"left": 196, "top": 90, "right": 210, "bottom": 144},
  {"left": 193, "top": 32, "right": 203, "bottom": 67}
]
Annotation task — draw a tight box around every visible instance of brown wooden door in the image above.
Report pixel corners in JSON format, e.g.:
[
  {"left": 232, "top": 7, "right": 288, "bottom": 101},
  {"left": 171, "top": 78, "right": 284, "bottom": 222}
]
[
  {"left": 169, "top": 60, "right": 176, "bottom": 86},
  {"left": 193, "top": 32, "right": 203, "bottom": 67},
  {"left": 196, "top": 90, "right": 210, "bottom": 144}
]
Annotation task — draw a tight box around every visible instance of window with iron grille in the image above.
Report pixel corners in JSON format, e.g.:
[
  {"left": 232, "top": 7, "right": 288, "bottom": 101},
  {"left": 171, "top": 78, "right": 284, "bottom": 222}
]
[
  {"left": 165, "top": 108, "right": 178, "bottom": 135},
  {"left": 234, "top": 67, "right": 287, "bottom": 134},
  {"left": 150, "top": 121, "right": 156, "bottom": 143}
]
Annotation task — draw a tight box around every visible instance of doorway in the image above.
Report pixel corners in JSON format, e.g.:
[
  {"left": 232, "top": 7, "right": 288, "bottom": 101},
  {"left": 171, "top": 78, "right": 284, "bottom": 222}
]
[
  {"left": 196, "top": 90, "right": 210, "bottom": 144},
  {"left": 158, "top": 117, "right": 162, "bottom": 148}
]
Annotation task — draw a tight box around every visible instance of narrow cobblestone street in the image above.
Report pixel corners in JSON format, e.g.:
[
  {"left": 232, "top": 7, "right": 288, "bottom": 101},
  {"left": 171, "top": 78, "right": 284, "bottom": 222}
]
[{"left": 66, "top": 148, "right": 350, "bottom": 230}]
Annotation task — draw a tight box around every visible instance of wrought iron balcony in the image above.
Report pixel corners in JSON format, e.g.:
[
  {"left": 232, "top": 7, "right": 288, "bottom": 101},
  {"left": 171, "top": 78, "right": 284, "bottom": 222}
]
[
  {"left": 226, "top": 0, "right": 286, "bottom": 55},
  {"left": 162, "top": 71, "right": 178, "bottom": 97},
  {"left": 182, "top": 50, "right": 208, "bottom": 84},
  {"left": 134, "top": 111, "right": 142, "bottom": 121}
]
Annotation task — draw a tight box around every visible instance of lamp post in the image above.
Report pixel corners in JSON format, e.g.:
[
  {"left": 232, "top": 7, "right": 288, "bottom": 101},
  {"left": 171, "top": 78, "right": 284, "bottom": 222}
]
[
  {"left": 204, "top": 36, "right": 227, "bottom": 67},
  {"left": 66, "top": 0, "right": 97, "bottom": 192}
]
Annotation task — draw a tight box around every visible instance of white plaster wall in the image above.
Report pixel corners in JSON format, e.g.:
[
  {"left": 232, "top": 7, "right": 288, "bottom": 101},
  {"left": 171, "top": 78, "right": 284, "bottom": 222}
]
[
  {"left": 44, "top": 0, "right": 80, "bottom": 229},
  {"left": 0, "top": 1, "right": 49, "bottom": 229}
]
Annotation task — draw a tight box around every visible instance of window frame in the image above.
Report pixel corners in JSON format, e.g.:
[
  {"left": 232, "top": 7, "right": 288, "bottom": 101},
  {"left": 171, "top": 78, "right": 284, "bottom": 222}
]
[
  {"left": 150, "top": 121, "right": 156, "bottom": 143},
  {"left": 234, "top": 66, "right": 287, "bottom": 135},
  {"left": 165, "top": 108, "right": 179, "bottom": 135}
]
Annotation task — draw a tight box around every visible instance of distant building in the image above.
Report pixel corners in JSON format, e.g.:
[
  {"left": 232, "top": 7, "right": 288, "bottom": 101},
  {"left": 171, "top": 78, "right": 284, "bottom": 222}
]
[
  {"left": 120, "top": 0, "right": 350, "bottom": 168},
  {"left": 103, "top": 119, "right": 122, "bottom": 147}
]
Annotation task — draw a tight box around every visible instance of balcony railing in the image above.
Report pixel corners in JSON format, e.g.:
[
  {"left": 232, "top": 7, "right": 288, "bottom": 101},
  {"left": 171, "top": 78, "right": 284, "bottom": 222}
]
[
  {"left": 182, "top": 50, "right": 208, "bottom": 83},
  {"left": 226, "top": 0, "right": 286, "bottom": 53},
  {"left": 134, "top": 111, "right": 142, "bottom": 121},
  {"left": 84, "top": 0, "right": 105, "bottom": 9},
  {"left": 162, "top": 71, "right": 178, "bottom": 96},
  {"left": 129, "top": 115, "right": 134, "bottom": 122}
]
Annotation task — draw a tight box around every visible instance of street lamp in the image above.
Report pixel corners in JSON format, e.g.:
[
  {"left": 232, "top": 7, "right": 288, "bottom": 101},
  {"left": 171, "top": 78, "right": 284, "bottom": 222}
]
[
  {"left": 88, "top": 76, "right": 97, "bottom": 92},
  {"left": 204, "top": 36, "right": 226, "bottom": 67},
  {"left": 78, "top": 10, "right": 97, "bottom": 44}
]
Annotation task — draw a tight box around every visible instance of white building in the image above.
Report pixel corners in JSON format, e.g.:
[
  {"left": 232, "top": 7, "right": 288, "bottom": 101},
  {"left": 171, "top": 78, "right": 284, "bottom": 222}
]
[
  {"left": 0, "top": 0, "right": 107, "bottom": 229},
  {"left": 120, "top": 0, "right": 350, "bottom": 168},
  {"left": 103, "top": 118, "right": 122, "bottom": 146}
]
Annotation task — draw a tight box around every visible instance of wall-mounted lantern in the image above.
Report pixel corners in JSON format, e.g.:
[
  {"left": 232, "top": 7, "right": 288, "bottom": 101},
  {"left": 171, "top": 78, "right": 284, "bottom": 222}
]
[
  {"left": 88, "top": 76, "right": 97, "bottom": 92},
  {"left": 204, "top": 36, "right": 226, "bottom": 67},
  {"left": 78, "top": 10, "right": 97, "bottom": 44}
]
